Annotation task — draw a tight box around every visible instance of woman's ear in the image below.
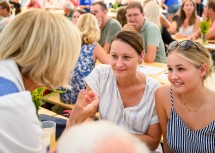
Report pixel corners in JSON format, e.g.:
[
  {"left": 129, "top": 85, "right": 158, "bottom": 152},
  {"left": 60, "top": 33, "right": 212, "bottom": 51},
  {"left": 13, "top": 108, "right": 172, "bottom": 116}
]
[
  {"left": 199, "top": 63, "right": 208, "bottom": 78},
  {"left": 139, "top": 51, "right": 144, "bottom": 64}
]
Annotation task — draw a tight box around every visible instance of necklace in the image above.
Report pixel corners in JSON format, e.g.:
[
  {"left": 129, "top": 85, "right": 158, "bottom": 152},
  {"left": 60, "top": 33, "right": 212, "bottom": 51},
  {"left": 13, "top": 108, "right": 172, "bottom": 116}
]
[
  {"left": 183, "top": 102, "right": 200, "bottom": 112},
  {"left": 183, "top": 89, "right": 208, "bottom": 113}
]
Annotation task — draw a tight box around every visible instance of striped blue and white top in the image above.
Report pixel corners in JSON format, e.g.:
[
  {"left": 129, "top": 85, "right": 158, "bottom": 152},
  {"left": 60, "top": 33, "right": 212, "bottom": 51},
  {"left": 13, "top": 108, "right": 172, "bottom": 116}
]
[
  {"left": 85, "top": 64, "right": 160, "bottom": 134},
  {"left": 167, "top": 87, "right": 215, "bottom": 153}
]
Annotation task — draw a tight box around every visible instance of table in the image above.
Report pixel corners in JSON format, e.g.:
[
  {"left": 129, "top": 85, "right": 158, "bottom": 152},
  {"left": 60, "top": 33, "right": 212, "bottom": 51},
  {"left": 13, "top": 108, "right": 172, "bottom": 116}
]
[
  {"left": 194, "top": 39, "right": 215, "bottom": 51},
  {"left": 107, "top": 10, "right": 116, "bottom": 18},
  {"left": 46, "top": 94, "right": 75, "bottom": 110},
  {"left": 139, "top": 62, "right": 169, "bottom": 84},
  {"left": 203, "top": 43, "right": 215, "bottom": 51},
  {"left": 143, "top": 61, "right": 167, "bottom": 68},
  {"left": 38, "top": 107, "right": 57, "bottom": 116},
  {"left": 172, "top": 36, "right": 215, "bottom": 52},
  {"left": 54, "top": 115, "right": 68, "bottom": 120},
  {"left": 39, "top": 107, "right": 69, "bottom": 120}
]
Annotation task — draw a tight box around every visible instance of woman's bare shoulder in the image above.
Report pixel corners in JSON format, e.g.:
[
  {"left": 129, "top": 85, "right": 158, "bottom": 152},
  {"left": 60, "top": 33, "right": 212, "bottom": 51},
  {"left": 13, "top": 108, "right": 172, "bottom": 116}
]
[
  {"left": 156, "top": 84, "right": 171, "bottom": 105},
  {"left": 208, "top": 89, "right": 215, "bottom": 103},
  {"left": 156, "top": 85, "right": 172, "bottom": 118},
  {"left": 156, "top": 84, "right": 171, "bottom": 95}
]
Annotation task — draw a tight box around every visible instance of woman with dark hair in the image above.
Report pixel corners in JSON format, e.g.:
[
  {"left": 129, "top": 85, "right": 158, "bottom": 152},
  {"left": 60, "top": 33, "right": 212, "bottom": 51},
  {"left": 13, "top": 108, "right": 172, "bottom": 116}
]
[
  {"left": 116, "top": 6, "right": 127, "bottom": 27},
  {"left": 84, "top": 30, "right": 162, "bottom": 152},
  {"left": 9, "top": 0, "right": 21, "bottom": 15},
  {"left": 72, "top": 9, "right": 86, "bottom": 24},
  {"left": 174, "top": 0, "right": 201, "bottom": 39}
]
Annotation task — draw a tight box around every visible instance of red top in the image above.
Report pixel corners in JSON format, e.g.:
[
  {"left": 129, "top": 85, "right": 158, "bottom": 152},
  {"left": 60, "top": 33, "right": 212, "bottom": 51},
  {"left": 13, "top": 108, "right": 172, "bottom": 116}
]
[
  {"left": 70, "top": 0, "right": 79, "bottom": 7},
  {"left": 27, "top": 1, "right": 41, "bottom": 8}
]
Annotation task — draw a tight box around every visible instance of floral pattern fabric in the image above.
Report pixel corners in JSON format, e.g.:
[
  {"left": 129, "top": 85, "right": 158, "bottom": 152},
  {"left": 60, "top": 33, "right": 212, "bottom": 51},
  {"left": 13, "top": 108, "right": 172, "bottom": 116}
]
[{"left": 59, "top": 43, "right": 96, "bottom": 104}]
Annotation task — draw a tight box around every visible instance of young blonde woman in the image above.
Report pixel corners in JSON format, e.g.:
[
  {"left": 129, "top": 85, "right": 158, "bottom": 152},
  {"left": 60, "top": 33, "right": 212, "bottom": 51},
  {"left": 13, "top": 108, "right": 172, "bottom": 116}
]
[
  {"left": 60, "top": 13, "right": 110, "bottom": 104},
  {"left": 174, "top": 0, "right": 201, "bottom": 39},
  {"left": 156, "top": 40, "right": 215, "bottom": 152}
]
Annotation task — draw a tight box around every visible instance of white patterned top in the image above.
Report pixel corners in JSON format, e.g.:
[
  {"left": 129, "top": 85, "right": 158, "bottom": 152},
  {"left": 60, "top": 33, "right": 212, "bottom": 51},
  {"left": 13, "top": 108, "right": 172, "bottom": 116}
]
[{"left": 85, "top": 64, "right": 160, "bottom": 134}]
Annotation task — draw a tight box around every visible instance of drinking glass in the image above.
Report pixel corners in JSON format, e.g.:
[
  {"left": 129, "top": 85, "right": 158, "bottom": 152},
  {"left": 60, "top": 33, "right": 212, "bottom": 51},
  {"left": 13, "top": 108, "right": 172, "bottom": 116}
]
[
  {"left": 41, "top": 130, "right": 50, "bottom": 153},
  {"left": 42, "top": 121, "right": 56, "bottom": 150}
]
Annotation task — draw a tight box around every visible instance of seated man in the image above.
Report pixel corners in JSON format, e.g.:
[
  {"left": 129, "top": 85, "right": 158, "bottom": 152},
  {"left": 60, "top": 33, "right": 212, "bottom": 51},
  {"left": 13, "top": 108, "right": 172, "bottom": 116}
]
[
  {"left": 63, "top": 1, "right": 74, "bottom": 20},
  {"left": 192, "top": 0, "right": 215, "bottom": 40},
  {"left": 203, "top": 0, "right": 215, "bottom": 40},
  {"left": 0, "top": 1, "right": 14, "bottom": 32},
  {"left": 91, "top": 1, "right": 122, "bottom": 53},
  {"left": 124, "top": 2, "right": 167, "bottom": 63}
]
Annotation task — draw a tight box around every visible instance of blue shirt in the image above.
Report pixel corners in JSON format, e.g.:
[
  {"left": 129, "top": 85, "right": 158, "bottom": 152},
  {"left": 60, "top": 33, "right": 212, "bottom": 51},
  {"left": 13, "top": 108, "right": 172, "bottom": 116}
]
[
  {"left": 165, "top": 0, "right": 179, "bottom": 6},
  {"left": 79, "top": 0, "right": 93, "bottom": 12}
]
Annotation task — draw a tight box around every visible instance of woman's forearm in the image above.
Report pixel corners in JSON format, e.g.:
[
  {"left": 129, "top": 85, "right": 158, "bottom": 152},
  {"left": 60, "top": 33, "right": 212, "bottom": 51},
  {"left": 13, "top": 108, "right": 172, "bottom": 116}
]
[
  {"left": 163, "top": 141, "right": 172, "bottom": 153},
  {"left": 133, "top": 134, "right": 161, "bottom": 151}
]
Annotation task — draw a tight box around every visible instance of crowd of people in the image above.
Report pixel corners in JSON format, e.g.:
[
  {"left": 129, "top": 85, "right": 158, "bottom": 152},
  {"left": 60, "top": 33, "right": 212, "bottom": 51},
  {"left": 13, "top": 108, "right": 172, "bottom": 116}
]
[{"left": 0, "top": 0, "right": 215, "bottom": 153}]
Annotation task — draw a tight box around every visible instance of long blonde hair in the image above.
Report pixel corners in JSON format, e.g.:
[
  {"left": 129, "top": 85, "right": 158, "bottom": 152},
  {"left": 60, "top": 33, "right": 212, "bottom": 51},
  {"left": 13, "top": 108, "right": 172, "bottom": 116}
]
[
  {"left": 143, "top": 0, "right": 161, "bottom": 30},
  {"left": 0, "top": 9, "right": 81, "bottom": 89},
  {"left": 76, "top": 13, "right": 100, "bottom": 44}
]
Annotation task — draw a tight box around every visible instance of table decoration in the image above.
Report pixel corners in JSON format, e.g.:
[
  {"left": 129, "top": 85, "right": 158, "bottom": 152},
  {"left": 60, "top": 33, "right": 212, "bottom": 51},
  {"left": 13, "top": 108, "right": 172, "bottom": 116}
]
[{"left": 199, "top": 19, "right": 211, "bottom": 44}]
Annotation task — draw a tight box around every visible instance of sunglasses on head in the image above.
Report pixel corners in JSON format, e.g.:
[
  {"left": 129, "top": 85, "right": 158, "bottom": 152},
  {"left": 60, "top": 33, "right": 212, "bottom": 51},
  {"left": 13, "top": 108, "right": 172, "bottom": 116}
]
[{"left": 168, "top": 40, "right": 200, "bottom": 51}]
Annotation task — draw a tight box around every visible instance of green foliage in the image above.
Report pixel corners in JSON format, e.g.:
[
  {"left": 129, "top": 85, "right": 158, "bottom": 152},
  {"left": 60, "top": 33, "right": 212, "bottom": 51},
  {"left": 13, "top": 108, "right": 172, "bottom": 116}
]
[
  {"left": 31, "top": 87, "right": 65, "bottom": 115},
  {"left": 113, "top": 3, "right": 118, "bottom": 9},
  {"left": 199, "top": 19, "right": 211, "bottom": 34}
]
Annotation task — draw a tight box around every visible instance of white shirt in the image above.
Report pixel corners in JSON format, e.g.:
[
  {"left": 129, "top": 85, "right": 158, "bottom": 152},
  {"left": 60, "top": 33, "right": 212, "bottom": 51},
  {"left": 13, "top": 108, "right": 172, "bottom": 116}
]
[
  {"left": 0, "top": 15, "right": 14, "bottom": 32},
  {"left": 85, "top": 65, "right": 163, "bottom": 153},
  {"left": 0, "top": 59, "right": 42, "bottom": 153},
  {"left": 85, "top": 64, "right": 160, "bottom": 134},
  {"left": 179, "top": 25, "right": 195, "bottom": 36}
]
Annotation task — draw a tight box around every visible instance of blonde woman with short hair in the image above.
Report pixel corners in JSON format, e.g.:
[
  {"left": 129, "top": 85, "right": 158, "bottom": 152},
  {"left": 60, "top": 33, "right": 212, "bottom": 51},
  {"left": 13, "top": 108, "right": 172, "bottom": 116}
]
[
  {"left": 77, "top": 13, "right": 101, "bottom": 44},
  {"left": 60, "top": 13, "right": 110, "bottom": 104},
  {"left": 0, "top": 9, "right": 80, "bottom": 90},
  {"left": 0, "top": 9, "right": 98, "bottom": 153}
]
